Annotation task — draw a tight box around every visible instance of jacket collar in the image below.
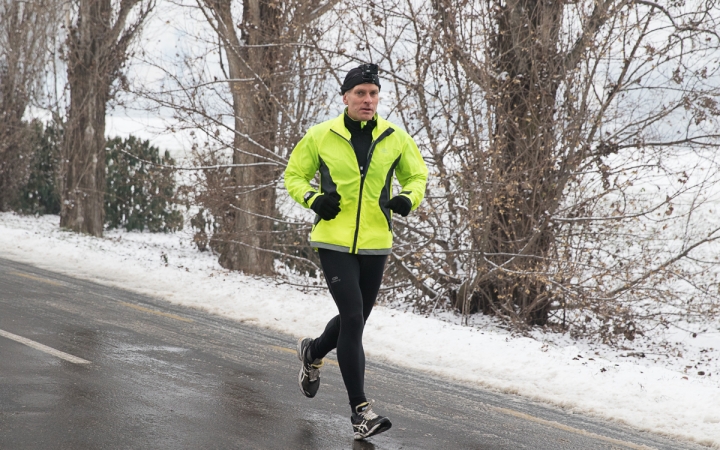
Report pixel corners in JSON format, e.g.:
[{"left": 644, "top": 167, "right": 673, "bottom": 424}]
[{"left": 329, "top": 111, "right": 390, "bottom": 140}]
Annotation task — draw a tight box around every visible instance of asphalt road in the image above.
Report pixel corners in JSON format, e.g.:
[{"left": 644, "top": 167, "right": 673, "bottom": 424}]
[{"left": 0, "top": 257, "right": 706, "bottom": 450}]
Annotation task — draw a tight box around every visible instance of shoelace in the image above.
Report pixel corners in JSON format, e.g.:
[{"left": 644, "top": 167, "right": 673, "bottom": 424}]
[
  {"left": 307, "top": 359, "right": 324, "bottom": 382},
  {"left": 358, "top": 404, "right": 378, "bottom": 420}
]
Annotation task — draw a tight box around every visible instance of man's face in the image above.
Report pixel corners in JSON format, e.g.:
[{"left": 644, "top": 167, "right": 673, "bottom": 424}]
[{"left": 343, "top": 83, "right": 379, "bottom": 121}]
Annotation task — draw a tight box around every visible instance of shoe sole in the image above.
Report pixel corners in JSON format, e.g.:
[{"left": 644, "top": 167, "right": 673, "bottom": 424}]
[
  {"left": 354, "top": 419, "right": 392, "bottom": 440},
  {"left": 296, "top": 337, "right": 305, "bottom": 362}
]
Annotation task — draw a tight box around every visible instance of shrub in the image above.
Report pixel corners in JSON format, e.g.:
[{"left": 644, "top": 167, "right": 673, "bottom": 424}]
[
  {"left": 104, "top": 136, "right": 183, "bottom": 232},
  {"left": 15, "top": 121, "right": 61, "bottom": 215}
]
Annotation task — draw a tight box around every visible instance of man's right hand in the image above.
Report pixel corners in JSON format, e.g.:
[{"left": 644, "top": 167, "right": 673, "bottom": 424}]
[{"left": 310, "top": 192, "right": 341, "bottom": 220}]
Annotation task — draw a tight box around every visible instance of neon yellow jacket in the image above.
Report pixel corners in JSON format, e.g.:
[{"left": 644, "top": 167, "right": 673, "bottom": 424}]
[{"left": 284, "top": 112, "right": 428, "bottom": 255}]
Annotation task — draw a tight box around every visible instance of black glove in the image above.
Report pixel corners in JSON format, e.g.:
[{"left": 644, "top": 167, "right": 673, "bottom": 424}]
[
  {"left": 385, "top": 195, "right": 412, "bottom": 217},
  {"left": 310, "top": 192, "right": 341, "bottom": 220}
]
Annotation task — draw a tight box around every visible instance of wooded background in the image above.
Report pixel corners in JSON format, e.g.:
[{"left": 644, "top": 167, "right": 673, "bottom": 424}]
[{"left": 2, "top": 0, "right": 719, "bottom": 341}]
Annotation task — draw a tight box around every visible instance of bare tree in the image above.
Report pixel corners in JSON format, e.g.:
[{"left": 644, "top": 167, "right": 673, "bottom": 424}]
[
  {"left": 428, "top": 0, "right": 720, "bottom": 329},
  {"left": 0, "top": 0, "right": 58, "bottom": 210},
  {"left": 329, "top": 0, "right": 720, "bottom": 337},
  {"left": 127, "top": 0, "right": 346, "bottom": 275},
  {"left": 60, "top": 0, "right": 154, "bottom": 235},
  {"left": 193, "top": 0, "right": 340, "bottom": 274}
]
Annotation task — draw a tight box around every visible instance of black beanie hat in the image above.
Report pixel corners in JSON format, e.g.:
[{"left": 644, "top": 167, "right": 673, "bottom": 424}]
[{"left": 340, "top": 64, "right": 381, "bottom": 95}]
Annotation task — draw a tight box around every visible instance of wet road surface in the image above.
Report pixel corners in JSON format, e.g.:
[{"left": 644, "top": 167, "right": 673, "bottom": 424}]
[{"left": 0, "top": 257, "right": 706, "bottom": 449}]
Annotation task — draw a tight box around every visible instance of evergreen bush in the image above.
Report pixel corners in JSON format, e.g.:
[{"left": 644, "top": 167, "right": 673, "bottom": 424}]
[
  {"left": 104, "top": 136, "right": 183, "bottom": 232},
  {"left": 15, "top": 121, "right": 61, "bottom": 215}
]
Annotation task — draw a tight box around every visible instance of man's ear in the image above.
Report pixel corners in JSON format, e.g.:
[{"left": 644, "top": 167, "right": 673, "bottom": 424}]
[{"left": 342, "top": 92, "right": 349, "bottom": 105}]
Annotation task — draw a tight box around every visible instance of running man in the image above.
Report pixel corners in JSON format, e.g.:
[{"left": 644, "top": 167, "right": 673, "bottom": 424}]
[{"left": 284, "top": 63, "right": 428, "bottom": 440}]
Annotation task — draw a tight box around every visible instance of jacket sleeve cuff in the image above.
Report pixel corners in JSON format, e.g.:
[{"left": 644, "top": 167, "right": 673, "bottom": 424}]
[{"left": 304, "top": 191, "right": 319, "bottom": 207}]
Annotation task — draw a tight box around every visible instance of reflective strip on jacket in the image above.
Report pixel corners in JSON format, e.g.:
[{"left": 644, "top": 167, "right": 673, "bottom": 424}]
[{"left": 284, "top": 112, "right": 428, "bottom": 254}]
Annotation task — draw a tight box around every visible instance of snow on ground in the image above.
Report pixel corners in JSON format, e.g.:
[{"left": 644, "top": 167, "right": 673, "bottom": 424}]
[{"left": 1, "top": 212, "right": 719, "bottom": 448}]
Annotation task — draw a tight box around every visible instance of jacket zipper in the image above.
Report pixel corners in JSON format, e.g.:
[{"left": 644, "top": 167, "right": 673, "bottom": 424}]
[{"left": 331, "top": 128, "right": 394, "bottom": 253}]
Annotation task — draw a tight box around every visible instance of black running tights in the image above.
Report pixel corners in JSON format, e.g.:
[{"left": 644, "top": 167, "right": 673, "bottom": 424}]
[{"left": 309, "top": 249, "right": 387, "bottom": 408}]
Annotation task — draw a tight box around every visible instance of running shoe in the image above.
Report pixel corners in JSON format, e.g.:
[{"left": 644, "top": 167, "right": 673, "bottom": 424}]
[
  {"left": 297, "top": 337, "right": 324, "bottom": 398},
  {"left": 351, "top": 400, "right": 392, "bottom": 440}
]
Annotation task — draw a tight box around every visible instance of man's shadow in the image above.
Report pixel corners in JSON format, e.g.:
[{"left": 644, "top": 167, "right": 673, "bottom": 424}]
[{"left": 352, "top": 440, "right": 376, "bottom": 450}]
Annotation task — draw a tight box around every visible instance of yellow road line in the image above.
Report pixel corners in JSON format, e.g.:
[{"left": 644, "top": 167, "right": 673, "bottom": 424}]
[
  {"left": 9, "top": 271, "right": 64, "bottom": 287},
  {"left": 269, "top": 345, "right": 339, "bottom": 366},
  {"left": 490, "top": 405, "right": 656, "bottom": 449},
  {"left": 119, "top": 301, "right": 193, "bottom": 323}
]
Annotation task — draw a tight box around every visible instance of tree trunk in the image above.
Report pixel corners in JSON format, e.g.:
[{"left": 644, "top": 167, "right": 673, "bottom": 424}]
[
  {"left": 60, "top": 0, "right": 148, "bottom": 236},
  {"left": 228, "top": 0, "right": 285, "bottom": 274},
  {"left": 60, "top": 0, "right": 113, "bottom": 235},
  {"left": 204, "top": 0, "right": 284, "bottom": 274},
  {"left": 61, "top": 62, "right": 108, "bottom": 235},
  {"left": 205, "top": 0, "right": 337, "bottom": 275},
  {"left": 470, "top": 0, "right": 564, "bottom": 325}
]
